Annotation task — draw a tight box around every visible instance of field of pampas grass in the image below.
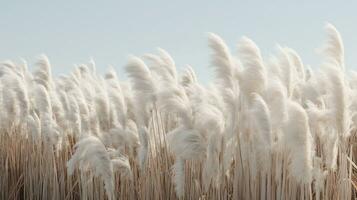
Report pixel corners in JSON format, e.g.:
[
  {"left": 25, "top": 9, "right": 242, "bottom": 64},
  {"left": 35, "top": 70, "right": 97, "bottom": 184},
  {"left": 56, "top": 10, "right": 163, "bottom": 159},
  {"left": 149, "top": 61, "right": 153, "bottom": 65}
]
[{"left": 1, "top": 23, "right": 357, "bottom": 200}]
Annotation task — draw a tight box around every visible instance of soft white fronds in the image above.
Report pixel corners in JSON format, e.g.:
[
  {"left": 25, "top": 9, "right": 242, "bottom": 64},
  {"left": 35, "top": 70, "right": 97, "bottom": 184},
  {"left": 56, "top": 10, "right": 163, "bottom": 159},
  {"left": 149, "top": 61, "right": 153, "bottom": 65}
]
[
  {"left": 283, "top": 101, "right": 313, "bottom": 184},
  {"left": 144, "top": 48, "right": 177, "bottom": 84},
  {"left": 34, "top": 84, "right": 52, "bottom": 116},
  {"left": 285, "top": 48, "right": 305, "bottom": 81},
  {"left": 111, "top": 152, "right": 132, "bottom": 179},
  {"left": 137, "top": 127, "right": 149, "bottom": 169},
  {"left": 324, "top": 65, "right": 350, "bottom": 138},
  {"left": 324, "top": 132, "right": 339, "bottom": 170},
  {"left": 167, "top": 127, "right": 206, "bottom": 160},
  {"left": 323, "top": 23, "right": 345, "bottom": 70},
  {"left": 277, "top": 47, "right": 296, "bottom": 98},
  {"left": 158, "top": 48, "right": 177, "bottom": 82},
  {"left": 158, "top": 85, "right": 193, "bottom": 128},
  {"left": 34, "top": 54, "right": 53, "bottom": 90},
  {"left": 67, "top": 135, "right": 115, "bottom": 200},
  {"left": 68, "top": 95, "right": 81, "bottom": 136},
  {"left": 250, "top": 93, "right": 272, "bottom": 171},
  {"left": 238, "top": 36, "right": 267, "bottom": 96},
  {"left": 194, "top": 102, "right": 224, "bottom": 136},
  {"left": 125, "top": 56, "right": 156, "bottom": 96},
  {"left": 181, "top": 65, "right": 197, "bottom": 87},
  {"left": 125, "top": 56, "right": 156, "bottom": 126},
  {"left": 26, "top": 112, "right": 41, "bottom": 141},
  {"left": 208, "top": 33, "right": 235, "bottom": 88},
  {"left": 263, "top": 78, "right": 288, "bottom": 133}
]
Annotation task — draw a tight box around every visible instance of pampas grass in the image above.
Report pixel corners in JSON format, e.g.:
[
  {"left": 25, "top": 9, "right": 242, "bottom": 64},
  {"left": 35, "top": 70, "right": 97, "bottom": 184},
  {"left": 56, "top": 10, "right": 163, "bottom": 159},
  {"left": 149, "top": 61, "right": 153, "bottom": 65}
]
[{"left": 1, "top": 23, "right": 357, "bottom": 200}]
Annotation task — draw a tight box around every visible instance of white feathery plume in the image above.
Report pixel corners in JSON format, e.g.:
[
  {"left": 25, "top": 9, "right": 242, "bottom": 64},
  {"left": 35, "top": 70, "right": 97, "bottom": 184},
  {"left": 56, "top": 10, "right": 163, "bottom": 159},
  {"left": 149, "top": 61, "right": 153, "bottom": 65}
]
[
  {"left": 144, "top": 48, "right": 177, "bottom": 84},
  {"left": 68, "top": 94, "right": 82, "bottom": 137},
  {"left": 305, "top": 101, "right": 331, "bottom": 138},
  {"left": 265, "top": 56, "right": 283, "bottom": 80},
  {"left": 167, "top": 127, "right": 206, "bottom": 161},
  {"left": 105, "top": 72, "right": 128, "bottom": 128},
  {"left": 70, "top": 90, "right": 91, "bottom": 133},
  {"left": 283, "top": 101, "right": 313, "bottom": 184},
  {"left": 111, "top": 156, "right": 132, "bottom": 179},
  {"left": 0, "top": 61, "right": 23, "bottom": 79},
  {"left": 324, "top": 65, "right": 350, "bottom": 138},
  {"left": 78, "top": 76, "right": 96, "bottom": 105},
  {"left": 89, "top": 105, "right": 101, "bottom": 136},
  {"left": 324, "top": 130, "right": 339, "bottom": 170},
  {"left": 71, "top": 66, "right": 82, "bottom": 81},
  {"left": 121, "top": 83, "right": 136, "bottom": 123},
  {"left": 159, "top": 84, "right": 216, "bottom": 196},
  {"left": 220, "top": 87, "right": 239, "bottom": 174},
  {"left": 104, "top": 67, "right": 118, "bottom": 80},
  {"left": 0, "top": 82, "right": 17, "bottom": 129},
  {"left": 125, "top": 56, "right": 156, "bottom": 97},
  {"left": 103, "top": 124, "right": 139, "bottom": 150},
  {"left": 205, "top": 84, "right": 226, "bottom": 114},
  {"left": 306, "top": 101, "right": 339, "bottom": 170},
  {"left": 50, "top": 90, "right": 67, "bottom": 131},
  {"left": 0, "top": 62, "right": 22, "bottom": 83},
  {"left": 301, "top": 80, "right": 321, "bottom": 106},
  {"left": 221, "top": 87, "right": 239, "bottom": 118},
  {"left": 208, "top": 33, "right": 235, "bottom": 89},
  {"left": 34, "top": 55, "right": 53, "bottom": 90},
  {"left": 0, "top": 72, "right": 29, "bottom": 123},
  {"left": 107, "top": 149, "right": 133, "bottom": 179},
  {"left": 70, "top": 70, "right": 81, "bottom": 86},
  {"left": 196, "top": 94, "right": 225, "bottom": 189},
  {"left": 125, "top": 119, "right": 139, "bottom": 143},
  {"left": 179, "top": 84, "right": 225, "bottom": 189},
  {"left": 263, "top": 78, "right": 288, "bottom": 135},
  {"left": 137, "top": 127, "right": 149, "bottom": 169},
  {"left": 14, "top": 79, "right": 30, "bottom": 122},
  {"left": 285, "top": 48, "right": 305, "bottom": 81},
  {"left": 277, "top": 46, "right": 296, "bottom": 98},
  {"left": 180, "top": 65, "right": 197, "bottom": 88},
  {"left": 125, "top": 56, "right": 157, "bottom": 170},
  {"left": 250, "top": 93, "right": 273, "bottom": 171},
  {"left": 58, "top": 90, "right": 70, "bottom": 118},
  {"left": 125, "top": 56, "right": 156, "bottom": 126},
  {"left": 26, "top": 112, "right": 41, "bottom": 141},
  {"left": 78, "top": 64, "right": 94, "bottom": 80},
  {"left": 193, "top": 101, "right": 224, "bottom": 138},
  {"left": 157, "top": 84, "right": 192, "bottom": 128},
  {"left": 34, "top": 84, "right": 61, "bottom": 145},
  {"left": 237, "top": 36, "right": 267, "bottom": 96},
  {"left": 34, "top": 84, "right": 52, "bottom": 116},
  {"left": 323, "top": 23, "right": 345, "bottom": 70},
  {"left": 157, "top": 48, "right": 177, "bottom": 81},
  {"left": 67, "top": 135, "right": 115, "bottom": 200},
  {"left": 59, "top": 75, "right": 75, "bottom": 91},
  {"left": 95, "top": 87, "right": 111, "bottom": 131}
]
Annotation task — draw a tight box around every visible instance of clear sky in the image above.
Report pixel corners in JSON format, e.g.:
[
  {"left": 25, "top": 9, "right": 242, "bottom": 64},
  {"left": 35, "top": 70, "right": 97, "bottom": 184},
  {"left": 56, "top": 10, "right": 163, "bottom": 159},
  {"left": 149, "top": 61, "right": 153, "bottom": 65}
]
[{"left": 0, "top": 1, "right": 356, "bottom": 82}]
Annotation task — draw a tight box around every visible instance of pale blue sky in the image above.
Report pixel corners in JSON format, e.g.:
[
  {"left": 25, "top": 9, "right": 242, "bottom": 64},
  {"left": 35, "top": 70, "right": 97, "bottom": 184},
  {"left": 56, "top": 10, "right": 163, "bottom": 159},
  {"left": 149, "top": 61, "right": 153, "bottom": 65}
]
[{"left": 0, "top": 1, "right": 356, "bottom": 82}]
